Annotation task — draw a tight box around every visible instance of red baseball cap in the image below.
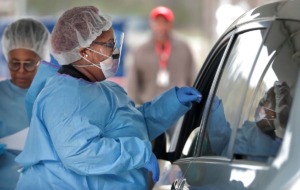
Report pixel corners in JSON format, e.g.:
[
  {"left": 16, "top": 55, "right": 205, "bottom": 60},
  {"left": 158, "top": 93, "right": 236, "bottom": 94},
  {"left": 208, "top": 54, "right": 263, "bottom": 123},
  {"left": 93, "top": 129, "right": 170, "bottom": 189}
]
[{"left": 150, "top": 6, "right": 174, "bottom": 22}]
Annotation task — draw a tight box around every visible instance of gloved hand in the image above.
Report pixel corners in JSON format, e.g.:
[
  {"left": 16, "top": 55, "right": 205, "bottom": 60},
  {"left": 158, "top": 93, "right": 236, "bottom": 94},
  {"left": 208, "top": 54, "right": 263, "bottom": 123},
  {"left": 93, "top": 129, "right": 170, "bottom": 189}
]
[
  {"left": 143, "top": 153, "right": 160, "bottom": 183},
  {"left": 176, "top": 87, "right": 202, "bottom": 106},
  {"left": 0, "top": 143, "right": 6, "bottom": 155}
]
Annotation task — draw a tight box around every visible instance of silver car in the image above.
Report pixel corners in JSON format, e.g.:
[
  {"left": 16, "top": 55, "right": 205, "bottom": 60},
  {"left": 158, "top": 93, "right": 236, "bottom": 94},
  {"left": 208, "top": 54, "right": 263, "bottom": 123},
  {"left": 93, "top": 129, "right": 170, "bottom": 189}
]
[{"left": 154, "top": 1, "right": 300, "bottom": 189}]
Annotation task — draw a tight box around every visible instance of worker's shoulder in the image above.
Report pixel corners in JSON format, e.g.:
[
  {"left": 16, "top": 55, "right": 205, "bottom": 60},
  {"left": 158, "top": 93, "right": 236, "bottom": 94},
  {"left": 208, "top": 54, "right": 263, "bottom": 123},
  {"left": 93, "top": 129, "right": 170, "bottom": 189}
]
[
  {"left": 102, "top": 80, "right": 126, "bottom": 94},
  {"left": 40, "top": 74, "right": 85, "bottom": 99},
  {"left": 0, "top": 79, "right": 18, "bottom": 94},
  {"left": 0, "top": 79, "right": 9, "bottom": 88},
  {"left": 0, "top": 80, "right": 9, "bottom": 95}
]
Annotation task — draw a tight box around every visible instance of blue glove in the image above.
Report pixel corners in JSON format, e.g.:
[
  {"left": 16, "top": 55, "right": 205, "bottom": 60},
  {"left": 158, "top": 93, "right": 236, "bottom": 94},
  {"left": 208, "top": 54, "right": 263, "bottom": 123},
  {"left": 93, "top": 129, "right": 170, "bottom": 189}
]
[
  {"left": 0, "top": 143, "right": 6, "bottom": 155},
  {"left": 143, "top": 153, "right": 160, "bottom": 183},
  {"left": 176, "top": 87, "right": 202, "bottom": 106}
]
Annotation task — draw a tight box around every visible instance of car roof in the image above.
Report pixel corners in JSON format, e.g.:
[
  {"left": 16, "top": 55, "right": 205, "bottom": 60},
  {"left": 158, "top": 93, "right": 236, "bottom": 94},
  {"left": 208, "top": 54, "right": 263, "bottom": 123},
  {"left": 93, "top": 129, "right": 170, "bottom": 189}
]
[{"left": 224, "top": 1, "right": 300, "bottom": 34}]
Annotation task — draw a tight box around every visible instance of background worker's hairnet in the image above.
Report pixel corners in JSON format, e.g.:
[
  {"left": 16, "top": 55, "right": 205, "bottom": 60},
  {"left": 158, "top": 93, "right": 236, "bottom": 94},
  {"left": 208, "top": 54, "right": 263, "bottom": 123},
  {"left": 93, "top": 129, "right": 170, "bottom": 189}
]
[
  {"left": 1, "top": 18, "right": 51, "bottom": 62},
  {"left": 51, "top": 6, "right": 112, "bottom": 65}
]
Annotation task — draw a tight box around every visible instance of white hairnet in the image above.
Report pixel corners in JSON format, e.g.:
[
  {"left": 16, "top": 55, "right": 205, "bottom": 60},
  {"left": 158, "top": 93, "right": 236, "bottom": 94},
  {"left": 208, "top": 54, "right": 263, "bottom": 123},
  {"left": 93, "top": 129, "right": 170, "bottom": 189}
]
[
  {"left": 1, "top": 18, "right": 51, "bottom": 62},
  {"left": 51, "top": 6, "right": 112, "bottom": 65}
]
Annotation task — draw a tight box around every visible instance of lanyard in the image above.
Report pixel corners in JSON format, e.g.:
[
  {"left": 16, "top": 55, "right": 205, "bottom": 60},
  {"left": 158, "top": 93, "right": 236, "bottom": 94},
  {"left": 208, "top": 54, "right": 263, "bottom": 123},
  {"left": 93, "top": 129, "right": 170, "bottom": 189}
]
[{"left": 155, "top": 41, "right": 172, "bottom": 69}]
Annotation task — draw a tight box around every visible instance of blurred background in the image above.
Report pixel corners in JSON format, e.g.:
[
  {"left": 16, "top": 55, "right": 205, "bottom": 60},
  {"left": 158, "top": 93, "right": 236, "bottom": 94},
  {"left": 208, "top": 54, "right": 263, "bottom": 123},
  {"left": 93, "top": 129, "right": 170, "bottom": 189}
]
[{"left": 0, "top": 0, "right": 277, "bottom": 86}]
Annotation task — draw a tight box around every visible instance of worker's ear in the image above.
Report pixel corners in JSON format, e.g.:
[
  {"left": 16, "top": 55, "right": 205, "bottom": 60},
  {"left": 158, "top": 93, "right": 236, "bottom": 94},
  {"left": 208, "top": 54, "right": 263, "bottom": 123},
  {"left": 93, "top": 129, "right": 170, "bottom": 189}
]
[{"left": 79, "top": 48, "right": 89, "bottom": 58}]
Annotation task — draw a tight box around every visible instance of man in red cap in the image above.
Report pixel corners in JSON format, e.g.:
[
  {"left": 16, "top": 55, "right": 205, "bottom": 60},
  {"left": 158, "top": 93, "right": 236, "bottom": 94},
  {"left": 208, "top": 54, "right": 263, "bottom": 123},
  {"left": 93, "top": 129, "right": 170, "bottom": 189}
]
[{"left": 126, "top": 5, "right": 197, "bottom": 184}]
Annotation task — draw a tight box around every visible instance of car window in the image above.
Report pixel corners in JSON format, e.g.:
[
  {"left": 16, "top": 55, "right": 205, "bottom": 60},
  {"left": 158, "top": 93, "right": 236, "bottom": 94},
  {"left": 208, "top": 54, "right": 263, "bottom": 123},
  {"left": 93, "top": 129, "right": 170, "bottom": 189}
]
[
  {"left": 179, "top": 40, "right": 229, "bottom": 159},
  {"left": 204, "top": 20, "right": 298, "bottom": 162},
  {"left": 202, "top": 29, "right": 266, "bottom": 159}
]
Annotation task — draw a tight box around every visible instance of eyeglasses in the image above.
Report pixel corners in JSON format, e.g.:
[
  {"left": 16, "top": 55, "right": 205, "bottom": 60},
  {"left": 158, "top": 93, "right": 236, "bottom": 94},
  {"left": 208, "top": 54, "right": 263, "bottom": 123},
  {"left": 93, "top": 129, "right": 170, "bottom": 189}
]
[
  {"left": 8, "top": 60, "right": 40, "bottom": 72},
  {"left": 92, "top": 38, "right": 116, "bottom": 50},
  {"left": 92, "top": 37, "right": 116, "bottom": 50}
]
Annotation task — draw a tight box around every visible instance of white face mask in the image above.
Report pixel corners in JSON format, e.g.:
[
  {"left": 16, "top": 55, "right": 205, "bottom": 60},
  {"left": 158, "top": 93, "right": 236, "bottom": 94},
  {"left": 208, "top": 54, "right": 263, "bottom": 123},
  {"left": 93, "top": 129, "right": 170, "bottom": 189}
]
[{"left": 77, "top": 47, "right": 120, "bottom": 79}]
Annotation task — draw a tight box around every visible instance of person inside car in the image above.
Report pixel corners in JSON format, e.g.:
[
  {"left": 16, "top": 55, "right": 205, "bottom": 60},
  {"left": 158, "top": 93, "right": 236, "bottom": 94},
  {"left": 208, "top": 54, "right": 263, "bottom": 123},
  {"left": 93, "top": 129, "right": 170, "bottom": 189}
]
[{"left": 207, "top": 81, "right": 293, "bottom": 161}]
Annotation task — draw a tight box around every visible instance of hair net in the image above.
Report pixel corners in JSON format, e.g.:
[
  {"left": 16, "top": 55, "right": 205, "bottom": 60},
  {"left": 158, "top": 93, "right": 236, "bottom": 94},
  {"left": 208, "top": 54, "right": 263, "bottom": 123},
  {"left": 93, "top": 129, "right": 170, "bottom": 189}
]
[
  {"left": 51, "top": 6, "right": 112, "bottom": 65},
  {"left": 1, "top": 18, "right": 51, "bottom": 62}
]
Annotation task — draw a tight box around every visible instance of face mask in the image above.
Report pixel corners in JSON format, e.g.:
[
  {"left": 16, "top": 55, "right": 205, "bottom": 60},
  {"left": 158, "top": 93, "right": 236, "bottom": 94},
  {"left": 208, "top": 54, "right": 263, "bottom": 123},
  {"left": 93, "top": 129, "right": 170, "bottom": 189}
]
[{"left": 78, "top": 47, "right": 120, "bottom": 79}]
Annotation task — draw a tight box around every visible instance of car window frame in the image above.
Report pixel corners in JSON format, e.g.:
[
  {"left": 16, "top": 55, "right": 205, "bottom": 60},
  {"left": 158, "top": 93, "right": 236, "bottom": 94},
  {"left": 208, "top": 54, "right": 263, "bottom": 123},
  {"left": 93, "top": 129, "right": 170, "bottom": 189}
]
[
  {"left": 169, "top": 31, "right": 235, "bottom": 161},
  {"left": 191, "top": 22, "right": 272, "bottom": 159},
  {"left": 168, "top": 32, "right": 231, "bottom": 162}
]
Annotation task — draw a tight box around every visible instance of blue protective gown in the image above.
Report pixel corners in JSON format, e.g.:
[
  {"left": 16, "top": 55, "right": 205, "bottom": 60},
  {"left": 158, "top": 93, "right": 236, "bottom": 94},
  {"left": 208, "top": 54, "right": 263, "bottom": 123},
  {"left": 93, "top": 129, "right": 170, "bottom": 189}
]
[
  {"left": 15, "top": 72, "right": 190, "bottom": 190},
  {"left": 25, "top": 61, "right": 60, "bottom": 120},
  {"left": 0, "top": 149, "right": 21, "bottom": 190},
  {"left": 207, "top": 100, "right": 282, "bottom": 161},
  {"left": 0, "top": 80, "right": 28, "bottom": 137},
  {"left": 0, "top": 79, "right": 29, "bottom": 190}
]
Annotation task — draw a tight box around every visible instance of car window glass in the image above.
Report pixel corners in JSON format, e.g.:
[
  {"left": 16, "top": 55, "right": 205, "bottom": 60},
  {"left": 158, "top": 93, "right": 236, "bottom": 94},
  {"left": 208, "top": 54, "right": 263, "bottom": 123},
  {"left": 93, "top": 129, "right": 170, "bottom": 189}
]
[
  {"left": 180, "top": 41, "right": 229, "bottom": 158},
  {"left": 204, "top": 29, "right": 266, "bottom": 158},
  {"left": 231, "top": 20, "right": 297, "bottom": 162},
  {"left": 204, "top": 20, "right": 298, "bottom": 162}
]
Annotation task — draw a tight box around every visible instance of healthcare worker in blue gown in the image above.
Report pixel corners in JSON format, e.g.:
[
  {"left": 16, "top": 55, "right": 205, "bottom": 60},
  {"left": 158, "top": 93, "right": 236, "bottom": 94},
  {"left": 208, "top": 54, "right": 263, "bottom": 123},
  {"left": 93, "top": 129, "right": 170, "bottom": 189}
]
[
  {"left": 15, "top": 6, "right": 202, "bottom": 190},
  {"left": 207, "top": 81, "right": 293, "bottom": 162},
  {"left": 0, "top": 18, "right": 50, "bottom": 190}
]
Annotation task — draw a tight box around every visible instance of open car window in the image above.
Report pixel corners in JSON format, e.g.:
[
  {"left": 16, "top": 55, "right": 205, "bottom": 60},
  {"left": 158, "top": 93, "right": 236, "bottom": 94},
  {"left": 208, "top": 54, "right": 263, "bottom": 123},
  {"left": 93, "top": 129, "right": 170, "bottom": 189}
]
[
  {"left": 179, "top": 37, "right": 230, "bottom": 159},
  {"left": 204, "top": 20, "right": 298, "bottom": 162}
]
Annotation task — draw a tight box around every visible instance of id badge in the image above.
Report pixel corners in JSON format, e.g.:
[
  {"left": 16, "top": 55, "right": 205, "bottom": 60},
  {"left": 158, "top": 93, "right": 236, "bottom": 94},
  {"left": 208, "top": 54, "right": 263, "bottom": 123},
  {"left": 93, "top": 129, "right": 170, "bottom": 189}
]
[{"left": 156, "top": 69, "right": 170, "bottom": 87}]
